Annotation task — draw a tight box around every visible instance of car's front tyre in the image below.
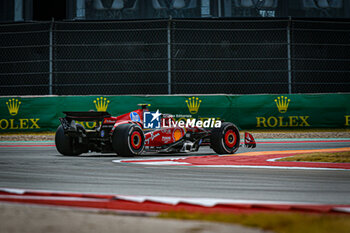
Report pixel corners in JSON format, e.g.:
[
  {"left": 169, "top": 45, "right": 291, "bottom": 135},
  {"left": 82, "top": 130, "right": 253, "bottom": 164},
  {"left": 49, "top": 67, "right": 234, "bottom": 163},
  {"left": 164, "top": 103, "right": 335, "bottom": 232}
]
[{"left": 210, "top": 122, "right": 240, "bottom": 154}]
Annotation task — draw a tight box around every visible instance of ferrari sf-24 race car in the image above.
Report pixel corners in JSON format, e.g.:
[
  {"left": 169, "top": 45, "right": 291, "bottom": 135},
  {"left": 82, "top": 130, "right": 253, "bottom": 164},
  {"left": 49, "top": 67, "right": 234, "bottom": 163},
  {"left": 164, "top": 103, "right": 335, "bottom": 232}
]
[{"left": 55, "top": 104, "right": 256, "bottom": 156}]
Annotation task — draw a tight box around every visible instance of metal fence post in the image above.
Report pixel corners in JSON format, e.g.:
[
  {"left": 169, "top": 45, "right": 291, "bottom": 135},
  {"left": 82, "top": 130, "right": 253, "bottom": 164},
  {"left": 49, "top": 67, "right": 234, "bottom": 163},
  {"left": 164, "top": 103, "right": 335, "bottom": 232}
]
[
  {"left": 167, "top": 18, "right": 172, "bottom": 94},
  {"left": 49, "top": 18, "right": 53, "bottom": 95},
  {"left": 287, "top": 17, "right": 292, "bottom": 94}
]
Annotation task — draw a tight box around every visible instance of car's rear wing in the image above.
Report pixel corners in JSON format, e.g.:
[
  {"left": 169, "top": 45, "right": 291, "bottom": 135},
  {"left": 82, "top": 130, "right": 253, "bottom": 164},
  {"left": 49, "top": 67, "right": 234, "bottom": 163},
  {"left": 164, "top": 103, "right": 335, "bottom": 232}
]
[
  {"left": 63, "top": 111, "right": 111, "bottom": 121},
  {"left": 59, "top": 111, "right": 111, "bottom": 132}
]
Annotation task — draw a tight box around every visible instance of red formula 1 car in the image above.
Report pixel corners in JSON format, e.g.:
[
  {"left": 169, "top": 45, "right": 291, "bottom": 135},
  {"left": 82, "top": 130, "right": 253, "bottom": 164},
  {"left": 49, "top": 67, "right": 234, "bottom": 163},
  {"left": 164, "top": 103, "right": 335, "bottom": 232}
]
[{"left": 55, "top": 105, "right": 256, "bottom": 156}]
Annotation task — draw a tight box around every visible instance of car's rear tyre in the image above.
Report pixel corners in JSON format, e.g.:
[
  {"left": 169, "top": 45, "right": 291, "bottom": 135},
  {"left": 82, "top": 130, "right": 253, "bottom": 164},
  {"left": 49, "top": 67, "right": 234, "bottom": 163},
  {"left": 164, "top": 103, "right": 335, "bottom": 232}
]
[
  {"left": 112, "top": 124, "right": 145, "bottom": 156},
  {"left": 210, "top": 122, "right": 240, "bottom": 154},
  {"left": 55, "top": 124, "right": 87, "bottom": 156}
]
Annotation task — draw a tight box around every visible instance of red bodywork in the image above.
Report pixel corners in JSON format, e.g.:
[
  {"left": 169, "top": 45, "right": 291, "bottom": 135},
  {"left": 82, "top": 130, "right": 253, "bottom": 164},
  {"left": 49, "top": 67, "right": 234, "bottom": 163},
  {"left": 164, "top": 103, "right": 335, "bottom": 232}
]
[
  {"left": 60, "top": 106, "right": 256, "bottom": 155},
  {"left": 101, "top": 108, "right": 202, "bottom": 147}
]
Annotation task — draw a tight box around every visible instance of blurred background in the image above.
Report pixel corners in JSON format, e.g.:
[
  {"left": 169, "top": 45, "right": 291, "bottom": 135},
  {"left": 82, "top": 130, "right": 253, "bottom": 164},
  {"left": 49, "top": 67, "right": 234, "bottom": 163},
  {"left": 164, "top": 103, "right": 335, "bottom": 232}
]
[
  {"left": 0, "top": 0, "right": 349, "bottom": 95},
  {"left": 2, "top": 0, "right": 349, "bottom": 21}
]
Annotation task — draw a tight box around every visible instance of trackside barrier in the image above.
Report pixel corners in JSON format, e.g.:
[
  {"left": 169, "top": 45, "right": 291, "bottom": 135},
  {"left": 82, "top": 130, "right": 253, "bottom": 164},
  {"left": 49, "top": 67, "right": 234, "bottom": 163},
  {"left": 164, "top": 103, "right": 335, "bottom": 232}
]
[{"left": 0, "top": 94, "right": 349, "bottom": 132}]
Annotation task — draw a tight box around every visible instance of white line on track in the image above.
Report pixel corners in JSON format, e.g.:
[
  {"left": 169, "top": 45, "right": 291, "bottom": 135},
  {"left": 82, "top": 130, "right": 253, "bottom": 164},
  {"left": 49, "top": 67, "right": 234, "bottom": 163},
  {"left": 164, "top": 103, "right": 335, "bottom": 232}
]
[
  {"left": 180, "top": 165, "right": 350, "bottom": 171},
  {"left": 113, "top": 158, "right": 350, "bottom": 170}
]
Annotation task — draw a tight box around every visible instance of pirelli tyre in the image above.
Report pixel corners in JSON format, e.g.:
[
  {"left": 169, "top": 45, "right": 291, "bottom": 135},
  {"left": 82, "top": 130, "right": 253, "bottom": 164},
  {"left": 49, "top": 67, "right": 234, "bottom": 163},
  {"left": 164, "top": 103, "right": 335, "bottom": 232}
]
[
  {"left": 55, "top": 124, "right": 87, "bottom": 156},
  {"left": 112, "top": 124, "right": 145, "bottom": 156},
  {"left": 210, "top": 122, "right": 240, "bottom": 154}
]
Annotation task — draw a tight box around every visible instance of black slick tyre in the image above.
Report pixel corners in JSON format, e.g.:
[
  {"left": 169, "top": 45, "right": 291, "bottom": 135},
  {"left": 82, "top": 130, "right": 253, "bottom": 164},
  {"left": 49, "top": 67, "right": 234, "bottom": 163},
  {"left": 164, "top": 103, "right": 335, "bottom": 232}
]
[
  {"left": 210, "top": 122, "right": 240, "bottom": 154},
  {"left": 55, "top": 124, "right": 87, "bottom": 156},
  {"left": 112, "top": 124, "right": 145, "bottom": 157}
]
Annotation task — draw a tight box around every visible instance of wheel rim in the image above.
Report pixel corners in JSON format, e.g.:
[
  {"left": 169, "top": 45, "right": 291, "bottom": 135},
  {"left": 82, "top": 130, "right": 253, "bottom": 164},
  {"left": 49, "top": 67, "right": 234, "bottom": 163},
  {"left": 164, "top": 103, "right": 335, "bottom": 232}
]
[
  {"left": 224, "top": 129, "right": 236, "bottom": 148},
  {"left": 130, "top": 131, "right": 142, "bottom": 150}
]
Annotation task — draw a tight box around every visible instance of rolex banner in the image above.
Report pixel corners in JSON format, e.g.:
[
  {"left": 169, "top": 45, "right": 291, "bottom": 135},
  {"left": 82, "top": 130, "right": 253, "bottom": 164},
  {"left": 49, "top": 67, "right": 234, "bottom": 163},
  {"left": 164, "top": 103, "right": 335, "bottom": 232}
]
[{"left": 0, "top": 94, "right": 349, "bottom": 132}]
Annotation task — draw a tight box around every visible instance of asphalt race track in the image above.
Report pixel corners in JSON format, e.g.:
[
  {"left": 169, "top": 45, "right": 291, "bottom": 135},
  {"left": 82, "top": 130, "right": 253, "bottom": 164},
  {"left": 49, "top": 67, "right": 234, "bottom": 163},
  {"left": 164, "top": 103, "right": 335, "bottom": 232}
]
[{"left": 0, "top": 141, "right": 350, "bottom": 204}]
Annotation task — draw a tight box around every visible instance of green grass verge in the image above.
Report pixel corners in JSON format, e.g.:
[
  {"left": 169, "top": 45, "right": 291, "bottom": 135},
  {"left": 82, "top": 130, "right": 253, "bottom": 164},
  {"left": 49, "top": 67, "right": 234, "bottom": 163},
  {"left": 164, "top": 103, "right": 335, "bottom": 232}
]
[
  {"left": 159, "top": 212, "right": 350, "bottom": 233},
  {"left": 279, "top": 152, "right": 350, "bottom": 163}
]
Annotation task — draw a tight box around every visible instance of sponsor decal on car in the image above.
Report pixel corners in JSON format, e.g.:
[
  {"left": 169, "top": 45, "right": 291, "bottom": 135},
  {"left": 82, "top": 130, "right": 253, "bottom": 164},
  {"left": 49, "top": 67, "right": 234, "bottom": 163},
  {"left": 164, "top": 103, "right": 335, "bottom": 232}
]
[
  {"left": 162, "top": 136, "right": 172, "bottom": 143},
  {"left": 130, "top": 112, "right": 141, "bottom": 122},
  {"left": 172, "top": 128, "right": 183, "bottom": 141},
  {"left": 161, "top": 129, "right": 172, "bottom": 134},
  {"left": 144, "top": 131, "right": 160, "bottom": 144},
  {"left": 103, "top": 119, "right": 115, "bottom": 124}
]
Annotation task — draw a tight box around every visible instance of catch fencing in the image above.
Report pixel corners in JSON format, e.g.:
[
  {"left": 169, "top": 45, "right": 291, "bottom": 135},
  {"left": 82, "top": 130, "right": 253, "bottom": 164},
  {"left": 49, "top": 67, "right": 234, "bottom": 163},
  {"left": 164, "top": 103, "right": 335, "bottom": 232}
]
[{"left": 0, "top": 18, "right": 349, "bottom": 95}]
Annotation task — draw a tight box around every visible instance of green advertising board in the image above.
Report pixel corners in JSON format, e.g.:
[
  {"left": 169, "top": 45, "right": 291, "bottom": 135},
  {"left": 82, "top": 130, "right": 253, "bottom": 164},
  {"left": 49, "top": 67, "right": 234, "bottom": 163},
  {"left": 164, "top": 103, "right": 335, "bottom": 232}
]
[{"left": 0, "top": 94, "right": 349, "bottom": 132}]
